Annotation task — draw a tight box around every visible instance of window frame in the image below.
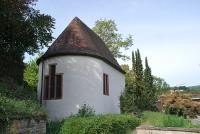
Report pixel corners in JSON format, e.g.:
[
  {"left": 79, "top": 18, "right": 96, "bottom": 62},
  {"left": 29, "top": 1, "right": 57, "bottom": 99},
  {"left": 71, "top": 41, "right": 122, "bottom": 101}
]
[
  {"left": 103, "top": 73, "right": 109, "bottom": 96},
  {"left": 43, "top": 64, "right": 63, "bottom": 100},
  {"left": 55, "top": 73, "right": 63, "bottom": 99},
  {"left": 43, "top": 75, "right": 49, "bottom": 100}
]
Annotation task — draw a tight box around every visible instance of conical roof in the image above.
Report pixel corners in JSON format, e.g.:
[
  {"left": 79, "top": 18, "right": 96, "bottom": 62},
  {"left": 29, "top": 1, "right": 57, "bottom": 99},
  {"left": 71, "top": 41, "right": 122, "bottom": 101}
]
[{"left": 37, "top": 17, "right": 125, "bottom": 74}]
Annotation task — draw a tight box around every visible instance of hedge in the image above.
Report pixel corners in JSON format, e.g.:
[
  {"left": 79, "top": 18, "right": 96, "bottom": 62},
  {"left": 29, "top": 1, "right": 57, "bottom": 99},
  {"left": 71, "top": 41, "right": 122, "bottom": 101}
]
[{"left": 47, "top": 114, "right": 140, "bottom": 134}]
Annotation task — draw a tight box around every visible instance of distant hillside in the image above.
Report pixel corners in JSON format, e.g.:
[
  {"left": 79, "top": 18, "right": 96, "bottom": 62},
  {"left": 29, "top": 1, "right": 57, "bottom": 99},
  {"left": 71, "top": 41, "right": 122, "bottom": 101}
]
[{"left": 188, "top": 85, "right": 200, "bottom": 90}]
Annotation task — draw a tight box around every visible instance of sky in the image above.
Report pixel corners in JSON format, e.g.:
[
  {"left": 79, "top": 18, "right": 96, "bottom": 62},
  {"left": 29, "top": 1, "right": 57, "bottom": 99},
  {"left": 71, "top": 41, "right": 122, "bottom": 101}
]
[{"left": 26, "top": 0, "right": 200, "bottom": 86}]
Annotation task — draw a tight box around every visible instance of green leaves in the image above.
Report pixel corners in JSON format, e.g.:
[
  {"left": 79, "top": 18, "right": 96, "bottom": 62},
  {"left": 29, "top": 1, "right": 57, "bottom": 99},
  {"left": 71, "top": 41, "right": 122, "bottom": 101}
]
[
  {"left": 24, "top": 57, "right": 38, "bottom": 91},
  {"left": 120, "top": 49, "right": 158, "bottom": 113},
  {"left": 0, "top": 77, "right": 46, "bottom": 126},
  {"left": 93, "top": 19, "right": 133, "bottom": 61},
  {"left": 0, "top": 0, "right": 55, "bottom": 82},
  {"left": 47, "top": 114, "right": 140, "bottom": 134},
  {"left": 0, "top": 96, "right": 47, "bottom": 126},
  {"left": 76, "top": 104, "right": 95, "bottom": 117}
]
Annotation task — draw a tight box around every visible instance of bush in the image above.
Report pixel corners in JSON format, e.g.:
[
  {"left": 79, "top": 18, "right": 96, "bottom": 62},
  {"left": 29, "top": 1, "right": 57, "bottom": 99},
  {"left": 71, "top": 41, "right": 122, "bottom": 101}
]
[
  {"left": 0, "top": 77, "right": 46, "bottom": 126},
  {"left": 142, "top": 111, "right": 200, "bottom": 128},
  {"left": 47, "top": 114, "right": 140, "bottom": 134},
  {"left": 76, "top": 104, "right": 95, "bottom": 117},
  {"left": 0, "top": 77, "right": 37, "bottom": 100},
  {"left": 0, "top": 96, "right": 47, "bottom": 126},
  {"left": 160, "top": 92, "right": 200, "bottom": 118}
]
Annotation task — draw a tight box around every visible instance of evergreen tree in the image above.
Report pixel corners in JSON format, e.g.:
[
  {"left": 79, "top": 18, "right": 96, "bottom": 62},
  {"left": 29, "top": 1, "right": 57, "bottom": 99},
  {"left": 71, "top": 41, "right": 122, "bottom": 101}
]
[
  {"left": 133, "top": 49, "right": 144, "bottom": 111},
  {"left": 135, "top": 49, "right": 143, "bottom": 82},
  {"left": 132, "top": 51, "right": 135, "bottom": 71},
  {"left": 143, "top": 57, "right": 156, "bottom": 110},
  {"left": 120, "top": 49, "right": 158, "bottom": 113}
]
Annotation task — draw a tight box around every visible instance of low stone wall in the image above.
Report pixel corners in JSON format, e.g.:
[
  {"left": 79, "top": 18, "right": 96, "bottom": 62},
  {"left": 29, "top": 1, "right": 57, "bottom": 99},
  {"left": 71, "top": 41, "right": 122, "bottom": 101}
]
[
  {"left": 1, "top": 119, "right": 46, "bottom": 134},
  {"left": 135, "top": 125, "right": 200, "bottom": 134}
]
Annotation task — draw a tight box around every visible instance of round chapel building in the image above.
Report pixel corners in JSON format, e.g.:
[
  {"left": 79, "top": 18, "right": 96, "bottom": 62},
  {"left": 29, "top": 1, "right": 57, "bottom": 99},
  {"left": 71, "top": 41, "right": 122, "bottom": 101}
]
[{"left": 37, "top": 17, "right": 125, "bottom": 120}]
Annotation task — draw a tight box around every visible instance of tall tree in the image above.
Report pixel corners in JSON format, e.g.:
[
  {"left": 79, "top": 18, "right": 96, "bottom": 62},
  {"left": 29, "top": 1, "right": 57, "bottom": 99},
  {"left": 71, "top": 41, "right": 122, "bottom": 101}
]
[
  {"left": 132, "top": 51, "right": 135, "bottom": 71},
  {"left": 133, "top": 49, "right": 144, "bottom": 111},
  {"left": 92, "top": 19, "right": 133, "bottom": 60},
  {"left": 120, "top": 49, "right": 158, "bottom": 113},
  {"left": 0, "top": 0, "right": 55, "bottom": 83},
  {"left": 143, "top": 57, "right": 156, "bottom": 110}
]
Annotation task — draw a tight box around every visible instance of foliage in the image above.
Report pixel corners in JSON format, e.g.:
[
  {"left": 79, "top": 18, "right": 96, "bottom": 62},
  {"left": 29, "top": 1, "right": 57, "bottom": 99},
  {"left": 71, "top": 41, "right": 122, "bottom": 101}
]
[
  {"left": 24, "top": 59, "right": 38, "bottom": 91},
  {"left": 47, "top": 121, "right": 64, "bottom": 134},
  {"left": 189, "top": 85, "right": 200, "bottom": 90},
  {"left": 120, "top": 49, "right": 157, "bottom": 113},
  {"left": 143, "top": 57, "right": 157, "bottom": 110},
  {"left": 174, "top": 85, "right": 200, "bottom": 94},
  {"left": 0, "top": 0, "right": 55, "bottom": 82},
  {"left": 186, "top": 89, "right": 200, "bottom": 94},
  {"left": 120, "top": 64, "right": 135, "bottom": 113},
  {"left": 0, "top": 96, "right": 46, "bottom": 126},
  {"left": 47, "top": 114, "right": 140, "bottom": 134},
  {"left": 161, "top": 92, "right": 200, "bottom": 118},
  {"left": 142, "top": 111, "right": 200, "bottom": 128},
  {"left": 0, "top": 77, "right": 46, "bottom": 126},
  {"left": 76, "top": 104, "right": 95, "bottom": 117},
  {"left": 153, "top": 76, "right": 170, "bottom": 94},
  {"left": 120, "top": 64, "right": 135, "bottom": 91},
  {"left": 93, "top": 19, "right": 133, "bottom": 61},
  {"left": 24, "top": 53, "right": 43, "bottom": 91},
  {"left": 0, "top": 77, "right": 37, "bottom": 100},
  {"left": 120, "top": 90, "right": 135, "bottom": 113}
]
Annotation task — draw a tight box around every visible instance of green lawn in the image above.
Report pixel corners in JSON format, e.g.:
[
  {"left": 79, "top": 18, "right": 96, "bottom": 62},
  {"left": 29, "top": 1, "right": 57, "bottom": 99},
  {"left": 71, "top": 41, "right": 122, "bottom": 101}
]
[{"left": 141, "top": 111, "right": 200, "bottom": 128}]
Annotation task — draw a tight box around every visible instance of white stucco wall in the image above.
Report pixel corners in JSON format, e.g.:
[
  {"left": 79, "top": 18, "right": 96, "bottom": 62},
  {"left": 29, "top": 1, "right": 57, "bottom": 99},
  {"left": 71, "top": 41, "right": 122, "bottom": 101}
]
[{"left": 37, "top": 56, "right": 125, "bottom": 120}]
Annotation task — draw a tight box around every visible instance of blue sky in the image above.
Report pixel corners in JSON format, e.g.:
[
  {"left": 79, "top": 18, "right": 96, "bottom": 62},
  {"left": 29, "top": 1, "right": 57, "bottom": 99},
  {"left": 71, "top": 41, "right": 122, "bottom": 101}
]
[{"left": 26, "top": 0, "right": 200, "bottom": 86}]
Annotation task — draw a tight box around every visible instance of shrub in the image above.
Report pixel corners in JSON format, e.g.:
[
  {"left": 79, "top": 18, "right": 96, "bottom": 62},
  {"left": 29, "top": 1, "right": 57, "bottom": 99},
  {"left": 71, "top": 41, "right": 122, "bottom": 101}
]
[
  {"left": 47, "top": 114, "right": 140, "bottom": 134},
  {"left": 76, "top": 104, "right": 95, "bottom": 117},
  {"left": 0, "top": 77, "right": 46, "bottom": 126},
  {"left": 0, "top": 96, "right": 47, "bottom": 126},
  {"left": 142, "top": 111, "right": 200, "bottom": 128},
  {"left": 160, "top": 92, "right": 200, "bottom": 118},
  {"left": 0, "top": 77, "right": 37, "bottom": 100}
]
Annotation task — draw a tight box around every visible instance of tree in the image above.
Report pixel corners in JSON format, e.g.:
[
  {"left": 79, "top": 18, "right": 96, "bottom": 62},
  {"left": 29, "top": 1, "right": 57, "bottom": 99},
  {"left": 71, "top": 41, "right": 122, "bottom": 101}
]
[
  {"left": 120, "top": 64, "right": 135, "bottom": 113},
  {"left": 133, "top": 49, "right": 144, "bottom": 111},
  {"left": 24, "top": 53, "right": 43, "bottom": 91},
  {"left": 143, "top": 57, "right": 156, "bottom": 110},
  {"left": 153, "top": 76, "right": 170, "bottom": 94},
  {"left": 0, "top": 0, "right": 55, "bottom": 83},
  {"left": 120, "top": 49, "right": 158, "bottom": 113},
  {"left": 93, "top": 19, "right": 133, "bottom": 60}
]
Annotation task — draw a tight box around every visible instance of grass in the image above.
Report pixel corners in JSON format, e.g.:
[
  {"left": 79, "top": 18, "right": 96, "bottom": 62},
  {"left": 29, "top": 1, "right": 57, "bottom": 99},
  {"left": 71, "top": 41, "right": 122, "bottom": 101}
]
[
  {"left": 141, "top": 111, "right": 200, "bottom": 128},
  {"left": 0, "top": 77, "right": 46, "bottom": 126}
]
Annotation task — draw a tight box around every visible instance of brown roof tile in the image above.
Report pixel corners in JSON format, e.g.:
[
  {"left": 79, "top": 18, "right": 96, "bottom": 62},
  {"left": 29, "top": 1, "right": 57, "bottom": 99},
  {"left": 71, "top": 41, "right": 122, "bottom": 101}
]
[{"left": 37, "top": 17, "right": 125, "bottom": 74}]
